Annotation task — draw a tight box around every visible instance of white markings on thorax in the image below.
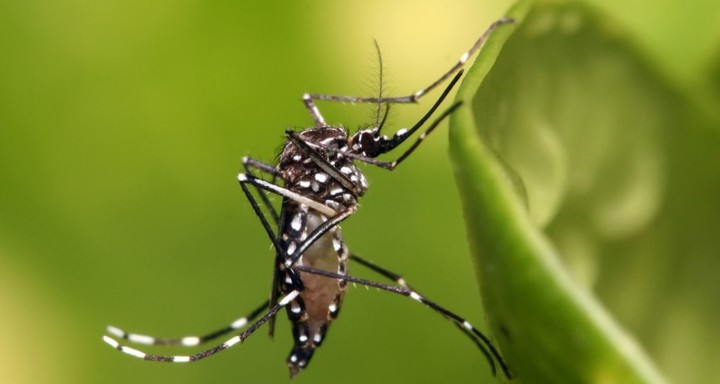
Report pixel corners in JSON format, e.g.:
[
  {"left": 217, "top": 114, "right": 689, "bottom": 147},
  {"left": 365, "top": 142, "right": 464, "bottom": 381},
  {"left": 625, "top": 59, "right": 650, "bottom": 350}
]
[{"left": 314, "top": 172, "right": 329, "bottom": 183}]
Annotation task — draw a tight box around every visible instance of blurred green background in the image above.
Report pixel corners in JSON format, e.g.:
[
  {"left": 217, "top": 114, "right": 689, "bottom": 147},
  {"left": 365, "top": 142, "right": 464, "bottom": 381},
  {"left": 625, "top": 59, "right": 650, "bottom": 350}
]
[{"left": 1, "top": 1, "right": 718, "bottom": 383}]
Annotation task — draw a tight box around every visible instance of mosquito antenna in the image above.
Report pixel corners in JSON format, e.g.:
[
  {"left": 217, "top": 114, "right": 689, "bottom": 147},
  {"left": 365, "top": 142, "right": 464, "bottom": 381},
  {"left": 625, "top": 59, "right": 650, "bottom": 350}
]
[{"left": 372, "top": 39, "right": 385, "bottom": 131}]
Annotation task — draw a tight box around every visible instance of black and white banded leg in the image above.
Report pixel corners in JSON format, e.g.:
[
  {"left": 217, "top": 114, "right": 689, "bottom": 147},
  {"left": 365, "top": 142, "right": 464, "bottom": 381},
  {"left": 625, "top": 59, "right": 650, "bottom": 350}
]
[
  {"left": 302, "top": 17, "right": 514, "bottom": 126},
  {"left": 105, "top": 301, "right": 269, "bottom": 348},
  {"left": 103, "top": 291, "right": 299, "bottom": 363},
  {"left": 349, "top": 254, "right": 511, "bottom": 378},
  {"left": 294, "top": 265, "right": 512, "bottom": 379},
  {"left": 350, "top": 254, "right": 415, "bottom": 290}
]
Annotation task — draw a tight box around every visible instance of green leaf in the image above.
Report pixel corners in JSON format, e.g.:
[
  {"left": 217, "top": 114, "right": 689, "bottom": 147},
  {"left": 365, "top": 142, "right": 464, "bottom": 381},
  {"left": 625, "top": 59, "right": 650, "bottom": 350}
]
[{"left": 450, "top": 1, "right": 679, "bottom": 382}]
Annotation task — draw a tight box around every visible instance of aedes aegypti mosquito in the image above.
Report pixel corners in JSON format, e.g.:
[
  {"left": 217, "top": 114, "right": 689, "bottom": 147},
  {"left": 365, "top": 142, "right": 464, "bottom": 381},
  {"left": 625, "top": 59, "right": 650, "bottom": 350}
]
[{"left": 103, "top": 17, "right": 514, "bottom": 379}]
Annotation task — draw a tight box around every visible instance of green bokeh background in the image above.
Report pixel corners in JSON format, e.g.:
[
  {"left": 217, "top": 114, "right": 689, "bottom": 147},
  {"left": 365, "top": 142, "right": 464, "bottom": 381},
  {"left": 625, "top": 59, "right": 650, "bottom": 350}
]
[{"left": 1, "top": 1, "right": 718, "bottom": 383}]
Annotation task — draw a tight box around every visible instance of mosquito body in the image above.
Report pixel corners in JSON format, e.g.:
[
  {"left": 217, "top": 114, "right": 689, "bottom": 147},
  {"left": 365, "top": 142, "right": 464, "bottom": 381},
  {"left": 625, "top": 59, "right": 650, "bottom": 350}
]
[
  {"left": 273, "top": 127, "right": 364, "bottom": 375},
  {"left": 104, "top": 17, "right": 514, "bottom": 379}
]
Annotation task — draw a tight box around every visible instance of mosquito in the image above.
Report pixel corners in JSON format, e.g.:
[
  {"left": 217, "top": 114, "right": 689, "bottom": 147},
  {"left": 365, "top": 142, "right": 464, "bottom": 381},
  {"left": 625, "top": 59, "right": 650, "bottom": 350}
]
[{"left": 103, "top": 17, "right": 514, "bottom": 379}]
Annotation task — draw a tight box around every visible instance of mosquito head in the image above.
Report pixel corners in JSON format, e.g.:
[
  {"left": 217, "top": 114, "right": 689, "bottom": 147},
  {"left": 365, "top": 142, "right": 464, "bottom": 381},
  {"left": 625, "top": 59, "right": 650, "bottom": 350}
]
[
  {"left": 350, "top": 123, "right": 411, "bottom": 159},
  {"left": 350, "top": 128, "right": 381, "bottom": 158}
]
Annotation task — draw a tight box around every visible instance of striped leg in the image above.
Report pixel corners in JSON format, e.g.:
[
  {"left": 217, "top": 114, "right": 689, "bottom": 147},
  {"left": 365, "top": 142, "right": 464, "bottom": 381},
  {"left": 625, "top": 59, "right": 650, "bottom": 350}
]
[
  {"left": 350, "top": 254, "right": 415, "bottom": 290},
  {"left": 294, "top": 265, "right": 512, "bottom": 379},
  {"left": 350, "top": 254, "right": 510, "bottom": 376},
  {"left": 301, "top": 18, "right": 514, "bottom": 126},
  {"left": 105, "top": 300, "right": 269, "bottom": 348},
  {"left": 103, "top": 291, "right": 299, "bottom": 363}
]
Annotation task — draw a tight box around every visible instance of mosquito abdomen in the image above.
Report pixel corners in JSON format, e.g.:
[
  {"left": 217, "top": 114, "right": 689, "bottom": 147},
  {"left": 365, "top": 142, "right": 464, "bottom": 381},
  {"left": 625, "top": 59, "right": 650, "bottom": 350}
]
[{"left": 280, "top": 202, "right": 349, "bottom": 376}]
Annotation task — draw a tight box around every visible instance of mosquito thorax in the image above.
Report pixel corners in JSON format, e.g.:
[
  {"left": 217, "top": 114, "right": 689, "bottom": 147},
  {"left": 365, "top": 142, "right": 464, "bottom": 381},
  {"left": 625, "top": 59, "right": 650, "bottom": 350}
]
[{"left": 279, "top": 126, "right": 368, "bottom": 210}]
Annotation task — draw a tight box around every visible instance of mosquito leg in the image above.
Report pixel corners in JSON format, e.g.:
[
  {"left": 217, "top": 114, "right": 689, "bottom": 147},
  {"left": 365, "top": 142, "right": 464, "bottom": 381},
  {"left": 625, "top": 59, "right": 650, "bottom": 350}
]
[
  {"left": 106, "top": 300, "right": 269, "bottom": 347},
  {"left": 103, "top": 291, "right": 300, "bottom": 363},
  {"left": 294, "top": 265, "right": 512, "bottom": 379},
  {"left": 237, "top": 171, "right": 339, "bottom": 262},
  {"left": 242, "top": 156, "right": 281, "bottom": 224},
  {"left": 237, "top": 174, "right": 284, "bottom": 254},
  {"left": 238, "top": 173, "right": 337, "bottom": 217},
  {"left": 242, "top": 156, "right": 279, "bottom": 177},
  {"left": 302, "top": 18, "right": 514, "bottom": 109},
  {"left": 350, "top": 254, "right": 414, "bottom": 290},
  {"left": 348, "top": 253, "right": 510, "bottom": 376}
]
